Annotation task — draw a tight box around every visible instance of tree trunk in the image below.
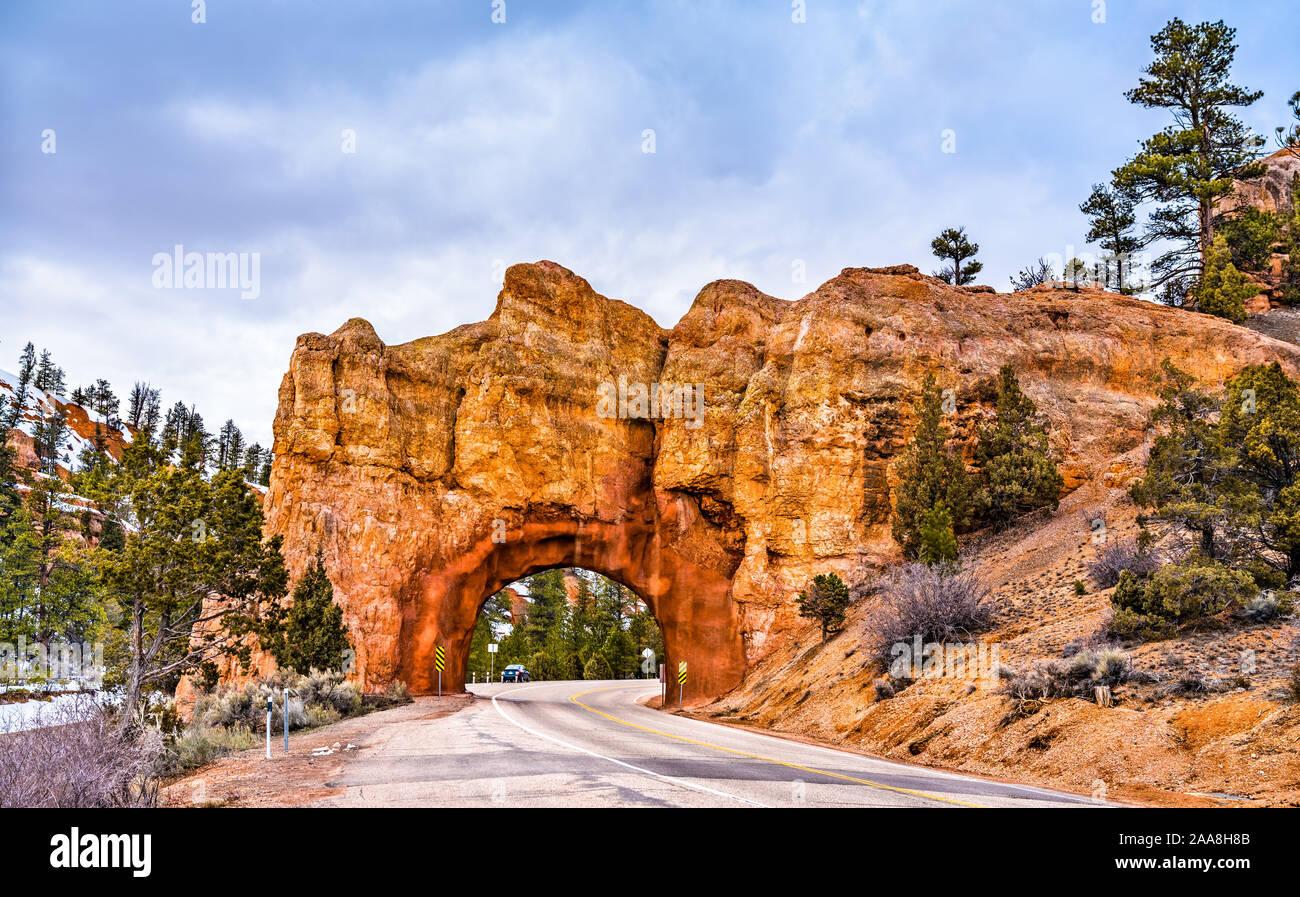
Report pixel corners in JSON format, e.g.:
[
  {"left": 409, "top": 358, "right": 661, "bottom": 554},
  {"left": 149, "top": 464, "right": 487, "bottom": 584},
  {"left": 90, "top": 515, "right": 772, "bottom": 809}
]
[{"left": 121, "top": 600, "right": 146, "bottom": 733}]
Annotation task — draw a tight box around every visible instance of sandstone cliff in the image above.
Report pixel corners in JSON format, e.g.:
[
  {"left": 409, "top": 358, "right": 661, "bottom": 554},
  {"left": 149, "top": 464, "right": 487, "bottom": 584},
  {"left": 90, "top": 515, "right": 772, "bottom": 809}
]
[{"left": 261, "top": 260, "right": 1300, "bottom": 703}]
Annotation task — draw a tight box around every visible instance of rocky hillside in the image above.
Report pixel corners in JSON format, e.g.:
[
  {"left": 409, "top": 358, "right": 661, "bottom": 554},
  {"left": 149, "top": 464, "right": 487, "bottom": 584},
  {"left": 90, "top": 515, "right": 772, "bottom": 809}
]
[
  {"left": 700, "top": 448, "right": 1300, "bottom": 807},
  {"left": 0, "top": 369, "right": 134, "bottom": 478},
  {"left": 1228, "top": 145, "right": 1300, "bottom": 313}
]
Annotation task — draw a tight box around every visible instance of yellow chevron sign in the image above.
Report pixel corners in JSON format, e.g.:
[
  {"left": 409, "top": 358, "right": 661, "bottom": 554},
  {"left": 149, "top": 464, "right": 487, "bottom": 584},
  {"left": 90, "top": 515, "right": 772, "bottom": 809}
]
[
  {"left": 677, "top": 661, "right": 687, "bottom": 684},
  {"left": 435, "top": 646, "right": 445, "bottom": 672}
]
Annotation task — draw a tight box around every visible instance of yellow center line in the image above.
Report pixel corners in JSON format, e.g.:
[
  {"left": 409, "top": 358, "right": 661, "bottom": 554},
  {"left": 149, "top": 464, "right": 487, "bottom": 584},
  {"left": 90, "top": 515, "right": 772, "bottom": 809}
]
[{"left": 567, "top": 684, "right": 984, "bottom": 808}]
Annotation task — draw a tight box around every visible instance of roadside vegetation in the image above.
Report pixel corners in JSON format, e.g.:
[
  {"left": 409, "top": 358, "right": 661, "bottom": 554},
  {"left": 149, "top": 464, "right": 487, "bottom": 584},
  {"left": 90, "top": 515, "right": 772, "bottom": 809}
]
[{"left": 168, "top": 669, "right": 411, "bottom": 774}]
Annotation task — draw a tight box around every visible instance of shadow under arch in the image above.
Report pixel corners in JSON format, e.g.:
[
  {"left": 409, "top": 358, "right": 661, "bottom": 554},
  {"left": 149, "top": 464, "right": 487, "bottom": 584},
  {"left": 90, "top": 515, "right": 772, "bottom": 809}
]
[{"left": 399, "top": 511, "right": 745, "bottom": 705}]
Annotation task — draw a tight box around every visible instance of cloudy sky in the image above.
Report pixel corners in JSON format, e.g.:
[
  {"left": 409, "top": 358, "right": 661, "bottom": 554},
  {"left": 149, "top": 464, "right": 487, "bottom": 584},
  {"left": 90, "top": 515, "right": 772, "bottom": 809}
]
[{"left": 2, "top": 0, "right": 1297, "bottom": 446}]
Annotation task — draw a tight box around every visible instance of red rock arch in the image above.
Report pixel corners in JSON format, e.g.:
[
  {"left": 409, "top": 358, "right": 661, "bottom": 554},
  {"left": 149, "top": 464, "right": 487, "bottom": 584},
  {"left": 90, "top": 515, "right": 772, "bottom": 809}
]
[
  {"left": 263, "top": 261, "right": 752, "bottom": 705},
  {"left": 403, "top": 513, "right": 742, "bottom": 698},
  {"left": 261, "top": 259, "right": 1300, "bottom": 707}
]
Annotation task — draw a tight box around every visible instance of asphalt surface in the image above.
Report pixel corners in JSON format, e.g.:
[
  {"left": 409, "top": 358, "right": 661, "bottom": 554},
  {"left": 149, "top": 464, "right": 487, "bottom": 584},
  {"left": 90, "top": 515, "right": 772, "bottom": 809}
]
[{"left": 317, "top": 680, "right": 1100, "bottom": 807}]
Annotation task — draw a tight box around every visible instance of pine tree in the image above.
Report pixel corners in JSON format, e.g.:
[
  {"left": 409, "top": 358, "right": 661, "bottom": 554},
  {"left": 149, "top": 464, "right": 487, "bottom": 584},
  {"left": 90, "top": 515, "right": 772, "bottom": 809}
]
[
  {"left": 160, "top": 401, "right": 189, "bottom": 455},
  {"left": 2, "top": 342, "right": 37, "bottom": 433},
  {"left": 1276, "top": 90, "right": 1300, "bottom": 154},
  {"left": 88, "top": 379, "right": 119, "bottom": 421},
  {"left": 178, "top": 407, "right": 210, "bottom": 468},
  {"left": 141, "top": 389, "right": 162, "bottom": 436},
  {"left": 216, "top": 419, "right": 245, "bottom": 471},
  {"left": 32, "top": 408, "right": 69, "bottom": 476},
  {"left": 1080, "top": 184, "right": 1141, "bottom": 292},
  {"left": 1010, "top": 258, "right": 1055, "bottom": 291},
  {"left": 930, "top": 227, "right": 983, "bottom": 286},
  {"left": 126, "top": 382, "right": 160, "bottom": 430},
  {"left": 892, "top": 373, "right": 972, "bottom": 559},
  {"left": 92, "top": 437, "right": 290, "bottom": 726},
  {"left": 1063, "top": 258, "right": 1090, "bottom": 290},
  {"left": 1193, "top": 235, "right": 1257, "bottom": 323},
  {"left": 1113, "top": 18, "right": 1265, "bottom": 292},
  {"left": 601, "top": 627, "right": 637, "bottom": 679},
  {"left": 22, "top": 471, "right": 103, "bottom": 648},
  {"left": 973, "top": 366, "right": 1063, "bottom": 527},
  {"left": 582, "top": 651, "right": 613, "bottom": 680},
  {"left": 467, "top": 591, "right": 512, "bottom": 679},
  {"left": 796, "top": 572, "right": 851, "bottom": 642},
  {"left": 242, "top": 444, "right": 263, "bottom": 482},
  {"left": 34, "top": 349, "right": 66, "bottom": 396}
]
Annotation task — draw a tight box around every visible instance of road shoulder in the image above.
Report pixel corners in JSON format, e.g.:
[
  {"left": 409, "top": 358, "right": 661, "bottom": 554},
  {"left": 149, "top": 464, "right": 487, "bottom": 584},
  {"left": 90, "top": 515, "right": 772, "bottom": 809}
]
[{"left": 162, "top": 695, "right": 474, "bottom": 807}]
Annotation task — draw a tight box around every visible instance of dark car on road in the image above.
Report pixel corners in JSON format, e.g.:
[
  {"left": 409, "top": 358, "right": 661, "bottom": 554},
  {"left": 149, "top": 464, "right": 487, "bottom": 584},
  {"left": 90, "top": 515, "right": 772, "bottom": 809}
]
[{"left": 502, "top": 664, "right": 530, "bottom": 683}]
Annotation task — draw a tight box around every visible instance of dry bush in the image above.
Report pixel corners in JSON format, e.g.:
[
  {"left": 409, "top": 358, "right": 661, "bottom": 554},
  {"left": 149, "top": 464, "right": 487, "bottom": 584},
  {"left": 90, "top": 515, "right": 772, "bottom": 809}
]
[
  {"left": 1087, "top": 537, "right": 1161, "bottom": 589},
  {"left": 193, "top": 669, "right": 359, "bottom": 733},
  {"left": 0, "top": 698, "right": 162, "bottom": 807},
  {"left": 997, "top": 647, "right": 1148, "bottom": 704},
  {"left": 868, "top": 563, "right": 994, "bottom": 667},
  {"left": 168, "top": 724, "right": 257, "bottom": 772}
]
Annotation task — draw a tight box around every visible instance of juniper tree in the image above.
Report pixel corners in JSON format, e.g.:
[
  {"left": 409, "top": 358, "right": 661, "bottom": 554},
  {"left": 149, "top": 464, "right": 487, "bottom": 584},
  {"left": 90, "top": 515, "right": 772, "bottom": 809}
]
[
  {"left": 917, "top": 503, "right": 959, "bottom": 567},
  {"left": 260, "top": 551, "right": 349, "bottom": 675},
  {"left": 1193, "top": 235, "right": 1257, "bottom": 323},
  {"left": 1217, "top": 362, "right": 1300, "bottom": 578},
  {"left": 1130, "top": 359, "right": 1233, "bottom": 559},
  {"left": 88, "top": 436, "right": 289, "bottom": 726},
  {"left": 796, "top": 572, "right": 851, "bottom": 642},
  {"left": 973, "top": 366, "right": 1063, "bottom": 527},
  {"left": 892, "top": 373, "right": 972, "bottom": 558},
  {"left": 582, "top": 651, "right": 613, "bottom": 680},
  {"left": 1219, "top": 207, "right": 1283, "bottom": 272},
  {"left": 930, "top": 227, "right": 983, "bottom": 286}
]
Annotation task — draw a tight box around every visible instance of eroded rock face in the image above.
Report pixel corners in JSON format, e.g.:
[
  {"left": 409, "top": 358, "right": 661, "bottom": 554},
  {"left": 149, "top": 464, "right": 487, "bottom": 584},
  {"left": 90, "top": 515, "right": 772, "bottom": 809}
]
[
  {"left": 1228, "top": 146, "right": 1299, "bottom": 217},
  {"left": 263, "top": 260, "right": 1300, "bottom": 703}
]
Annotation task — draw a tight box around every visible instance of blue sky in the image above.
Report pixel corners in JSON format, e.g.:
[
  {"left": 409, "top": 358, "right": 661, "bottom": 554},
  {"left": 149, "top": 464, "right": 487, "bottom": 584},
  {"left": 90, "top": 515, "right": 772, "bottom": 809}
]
[{"left": 2, "top": 0, "right": 1297, "bottom": 445}]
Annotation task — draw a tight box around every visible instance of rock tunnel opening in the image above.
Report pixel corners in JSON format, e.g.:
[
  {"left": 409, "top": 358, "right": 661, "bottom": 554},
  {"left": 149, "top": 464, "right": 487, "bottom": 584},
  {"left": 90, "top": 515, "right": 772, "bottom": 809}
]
[
  {"left": 393, "top": 516, "right": 746, "bottom": 706},
  {"left": 465, "top": 568, "right": 665, "bottom": 686}
]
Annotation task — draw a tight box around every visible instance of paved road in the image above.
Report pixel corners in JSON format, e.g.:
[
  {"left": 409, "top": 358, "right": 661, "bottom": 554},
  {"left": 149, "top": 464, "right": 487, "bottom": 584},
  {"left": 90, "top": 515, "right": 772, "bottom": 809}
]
[{"left": 317, "top": 680, "right": 1098, "bottom": 807}]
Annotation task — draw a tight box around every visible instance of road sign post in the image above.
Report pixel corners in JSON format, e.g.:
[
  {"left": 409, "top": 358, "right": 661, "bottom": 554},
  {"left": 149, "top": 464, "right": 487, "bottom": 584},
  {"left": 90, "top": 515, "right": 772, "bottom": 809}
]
[
  {"left": 435, "top": 645, "right": 445, "bottom": 697},
  {"left": 488, "top": 642, "right": 498, "bottom": 683},
  {"left": 677, "top": 661, "right": 687, "bottom": 710},
  {"left": 265, "top": 696, "right": 272, "bottom": 759},
  {"left": 283, "top": 687, "right": 289, "bottom": 753}
]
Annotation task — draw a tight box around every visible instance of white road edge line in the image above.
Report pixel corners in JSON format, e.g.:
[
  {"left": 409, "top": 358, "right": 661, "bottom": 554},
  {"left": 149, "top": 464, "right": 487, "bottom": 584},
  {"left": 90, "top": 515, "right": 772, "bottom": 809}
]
[
  {"left": 613, "top": 685, "right": 1094, "bottom": 805},
  {"left": 490, "top": 685, "right": 771, "bottom": 808}
]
